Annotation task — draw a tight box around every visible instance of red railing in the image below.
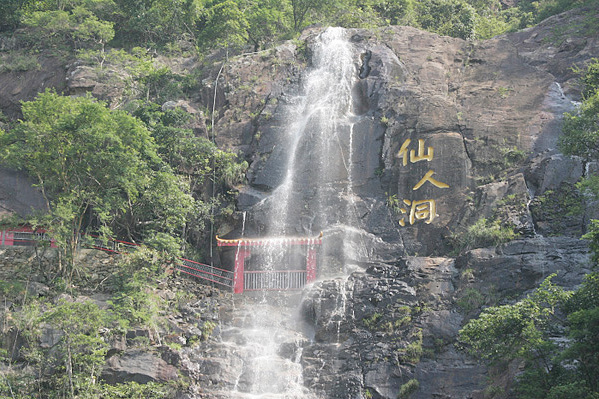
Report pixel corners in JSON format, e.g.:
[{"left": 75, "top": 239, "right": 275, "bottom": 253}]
[
  {"left": 83, "top": 233, "right": 140, "bottom": 253},
  {"left": 0, "top": 227, "right": 57, "bottom": 247},
  {"left": 1, "top": 228, "right": 318, "bottom": 293},
  {"left": 0, "top": 227, "right": 234, "bottom": 290}
]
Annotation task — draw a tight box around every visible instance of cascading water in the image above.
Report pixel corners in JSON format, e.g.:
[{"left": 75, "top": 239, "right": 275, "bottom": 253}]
[
  {"left": 219, "top": 27, "right": 366, "bottom": 398},
  {"left": 266, "top": 28, "right": 359, "bottom": 239}
]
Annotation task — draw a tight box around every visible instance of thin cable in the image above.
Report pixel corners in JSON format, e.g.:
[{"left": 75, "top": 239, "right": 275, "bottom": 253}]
[{"left": 209, "top": 55, "right": 227, "bottom": 265}]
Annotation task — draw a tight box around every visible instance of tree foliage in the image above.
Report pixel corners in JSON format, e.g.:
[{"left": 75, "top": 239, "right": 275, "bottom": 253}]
[
  {"left": 560, "top": 90, "right": 599, "bottom": 162},
  {"left": 0, "top": 0, "right": 30, "bottom": 31},
  {"left": 559, "top": 58, "right": 599, "bottom": 261},
  {"left": 0, "top": 91, "right": 194, "bottom": 278},
  {"left": 3, "top": 0, "right": 595, "bottom": 51},
  {"left": 415, "top": 0, "right": 477, "bottom": 40},
  {"left": 41, "top": 300, "right": 109, "bottom": 397},
  {"left": 560, "top": 58, "right": 599, "bottom": 162},
  {"left": 459, "top": 275, "right": 569, "bottom": 362},
  {"left": 21, "top": 0, "right": 116, "bottom": 50},
  {"left": 460, "top": 271, "right": 599, "bottom": 398},
  {"left": 130, "top": 101, "right": 247, "bottom": 251},
  {"left": 0, "top": 287, "right": 174, "bottom": 398}
]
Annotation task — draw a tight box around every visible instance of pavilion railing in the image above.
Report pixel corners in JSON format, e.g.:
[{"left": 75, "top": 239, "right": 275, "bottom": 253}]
[{"left": 243, "top": 270, "right": 307, "bottom": 291}]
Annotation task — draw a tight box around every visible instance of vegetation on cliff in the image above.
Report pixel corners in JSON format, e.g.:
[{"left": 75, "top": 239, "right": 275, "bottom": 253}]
[
  {"left": 0, "top": 1, "right": 597, "bottom": 398},
  {"left": 0, "top": 246, "right": 191, "bottom": 398},
  {"left": 0, "top": 90, "right": 247, "bottom": 282},
  {"left": 459, "top": 57, "right": 599, "bottom": 399},
  {"left": 1, "top": 0, "right": 596, "bottom": 52}
]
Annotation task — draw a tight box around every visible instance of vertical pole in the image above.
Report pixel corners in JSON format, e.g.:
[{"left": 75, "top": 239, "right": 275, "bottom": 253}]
[
  {"left": 4, "top": 231, "right": 14, "bottom": 246},
  {"left": 0, "top": 230, "right": 3, "bottom": 246},
  {"left": 233, "top": 247, "right": 250, "bottom": 294},
  {"left": 306, "top": 246, "right": 317, "bottom": 283}
]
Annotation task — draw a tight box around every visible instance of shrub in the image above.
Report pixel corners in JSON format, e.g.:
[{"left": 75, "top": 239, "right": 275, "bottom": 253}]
[
  {"left": 452, "top": 218, "right": 518, "bottom": 252},
  {"left": 456, "top": 287, "right": 485, "bottom": 313},
  {"left": 398, "top": 379, "right": 420, "bottom": 398}
]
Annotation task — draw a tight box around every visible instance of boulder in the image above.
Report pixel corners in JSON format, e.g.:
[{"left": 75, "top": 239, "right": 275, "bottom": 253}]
[{"left": 102, "top": 349, "right": 178, "bottom": 384}]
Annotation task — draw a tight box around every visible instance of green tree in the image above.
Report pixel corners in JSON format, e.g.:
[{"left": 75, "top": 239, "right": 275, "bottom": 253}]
[
  {"left": 460, "top": 271, "right": 599, "bottom": 398},
  {"left": 109, "top": 248, "right": 166, "bottom": 330},
  {"left": 0, "top": 0, "right": 34, "bottom": 31},
  {"left": 41, "top": 300, "right": 109, "bottom": 398},
  {"left": 583, "top": 220, "right": 599, "bottom": 264},
  {"left": 130, "top": 101, "right": 247, "bottom": 251},
  {"left": 21, "top": 0, "right": 116, "bottom": 49},
  {"left": 459, "top": 275, "right": 568, "bottom": 363},
  {"left": 559, "top": 58, "right": 599, "bottom": 244},
  {"left": 559, "top": 90, "right": 599, "bottom": 162},
  {"left": 244, "top": 0, "right": 293, "bottom": 50},
  {"left": 561, "top": 272, "right": 599, "bottom": 393},
  {"left": 560, "top": 59, "right": 599, "bottom": 162},
  {"left": 113, "top": 0, "right": 199, "bottom": 45},
  {"left": 578, "top": 57, "right": 599, "bottom": 98},
  {"left": 415, "top": 0, "right": 477, "bottom": 40},
  {"left": 516, "top": 0, "right": 587, "bottom": 24},
  {"left": 370, "top": 0, "right": 417, "bottom": 25},
  {"left": 196, "top": 0, "right": 249, "bottom": 49},
  {"left": 291, "top": 0, "right": 328, "bottom": 31},
  {"left": 0, "top": 91, "right": 193, "bottom": 279}
]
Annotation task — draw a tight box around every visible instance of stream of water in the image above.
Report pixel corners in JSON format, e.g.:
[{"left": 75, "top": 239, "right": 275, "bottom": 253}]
[{"left": 223, "top": 27, "right": 364, "bottom": 398}]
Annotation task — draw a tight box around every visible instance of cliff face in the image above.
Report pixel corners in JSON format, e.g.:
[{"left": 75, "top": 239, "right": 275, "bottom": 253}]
[
  {"left": 0, "top": 4, "right": 598, "bottom": 399},
  {"left": 211, "top": 7, "right": 599, "bottom": 254},
  {"left": 190, "top": 6, "right": 598, "bottom": 398}
]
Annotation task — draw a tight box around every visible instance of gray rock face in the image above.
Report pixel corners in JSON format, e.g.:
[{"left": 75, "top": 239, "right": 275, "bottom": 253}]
[
  {"left": 294, "top": 236, "right": 590, "bottom": 399},
  {"left": 0, "top": 56, "right": 67, "bottom": 118},
  {"left": 188, "top": 7, "right": 598, "bottom": 399},
  {"left": 207, "top": 9, "right": 596, "bottom": 257},
  {"left": 0, "top": 167, "right": 47, "bottom": 218},
  {"left": 102, "top": 349, "right": 179, "bottom": 384}
]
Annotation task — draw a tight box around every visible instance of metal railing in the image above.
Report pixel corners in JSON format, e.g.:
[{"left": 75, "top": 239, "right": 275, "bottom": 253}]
[
  {"left": 244, "top": 270, "right": 307, "bottom": 291},
  {"left": 0, "top": 228, "right": 57, "bottom": 247},
  {"left": 1, "top": 228, "right": 313, "bottom": 293},
  {"left": 175, "top": 258, "right": 234, "bottom": 289},
  {"left": 83, "top": 234, "right": 140, "bottom": 253},
  {"left": 1, "top": 228, "right": 234, "bottom": 290}
]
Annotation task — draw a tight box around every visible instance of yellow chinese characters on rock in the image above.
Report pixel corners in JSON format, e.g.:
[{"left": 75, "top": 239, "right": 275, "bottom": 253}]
[
  {"left": 398, "top": 199, "right": 436, "bottom": 227},
  {"left": 396, "top": 138, "right": 449, "bottom": 227}
]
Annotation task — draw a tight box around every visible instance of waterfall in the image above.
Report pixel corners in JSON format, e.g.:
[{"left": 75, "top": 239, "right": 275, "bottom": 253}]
[
  {"left": 267, "top": 27, "right": 358, "bottom": 239},
  {"left": 215, "top": 27, "right": 364, "bottom": 398}
]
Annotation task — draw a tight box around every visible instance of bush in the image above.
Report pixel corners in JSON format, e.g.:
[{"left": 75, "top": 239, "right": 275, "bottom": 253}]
[
  {"left": 452, "top": 217, "right": 518, "bottom": 252},
  {"left": 97, "top": 381, "right": 172, "bottom": 398},
  {"left": 456, "top": 287, "right": 485, "bottom": 313},
  {"left": 0, "top": 52, "right": 41, "bottom": 72},
  {"left": 582, "top": 220, "right": 599, "bottom": 265},
  {"left": 415, "top": 0, "right": 477, "bottom": 40},
  {"left": 398, "top": 378, "right": 420, "bottom": 398},
  {"left": 109, "top": 248, "right": 167, "bottom": 330}
]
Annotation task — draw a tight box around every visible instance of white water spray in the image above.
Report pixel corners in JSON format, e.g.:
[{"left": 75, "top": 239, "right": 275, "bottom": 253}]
[{"left": 221, "top": 27, "right": 365, "bottom": 398}]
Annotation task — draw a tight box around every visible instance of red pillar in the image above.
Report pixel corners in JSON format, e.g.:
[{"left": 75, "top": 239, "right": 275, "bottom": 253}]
[
  {"left": 306, "top": 247, "right": 317, "bottom": 283},
  {"left": 3, "top": 231, "right": 14, "bottom": 246},
  {"left": 233, "top": 248, "right": 251, "bottom": 294}
]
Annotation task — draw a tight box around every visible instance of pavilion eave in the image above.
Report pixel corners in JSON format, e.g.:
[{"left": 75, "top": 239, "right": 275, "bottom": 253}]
[{"left": 216, "top": 232, "right": 323, "bottom": 247}]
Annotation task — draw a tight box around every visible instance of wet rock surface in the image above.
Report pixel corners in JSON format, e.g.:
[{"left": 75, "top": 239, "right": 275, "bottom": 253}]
[
  {"left": 295, "top": 235, "right": 590, "bottom": 399},
  {"left": 204, "top": 6, "right": 598, "bottom": 260}
]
